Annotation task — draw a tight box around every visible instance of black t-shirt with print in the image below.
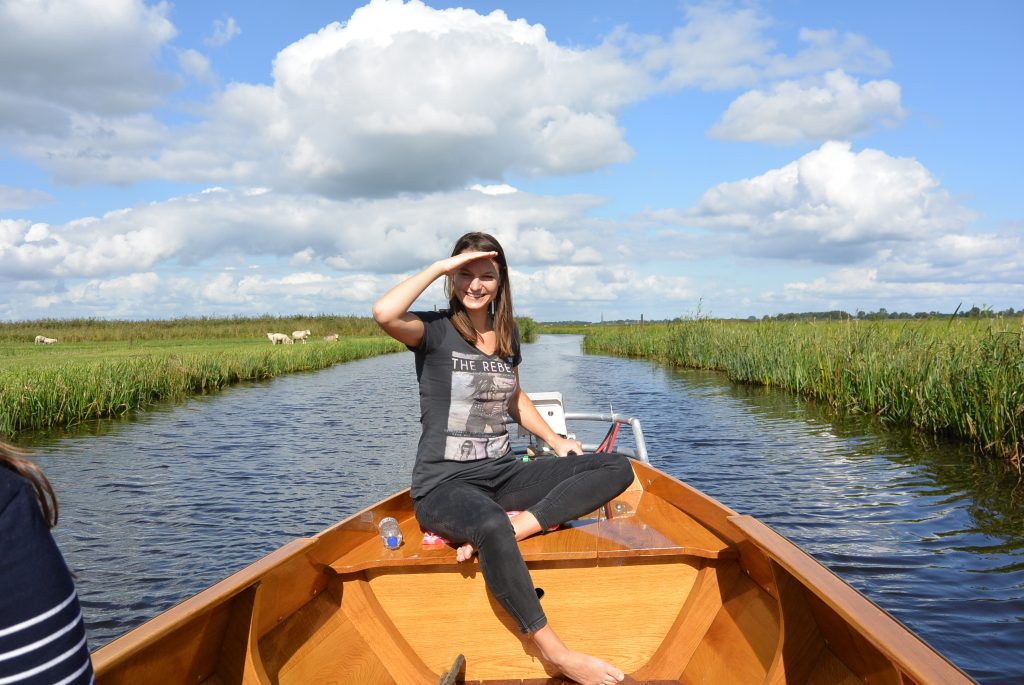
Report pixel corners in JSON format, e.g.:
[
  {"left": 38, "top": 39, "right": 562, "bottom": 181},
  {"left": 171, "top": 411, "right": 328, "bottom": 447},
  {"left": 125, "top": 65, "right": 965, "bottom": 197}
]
[{"left": 408, "top": 311, "right": 522, "bottom": 499}]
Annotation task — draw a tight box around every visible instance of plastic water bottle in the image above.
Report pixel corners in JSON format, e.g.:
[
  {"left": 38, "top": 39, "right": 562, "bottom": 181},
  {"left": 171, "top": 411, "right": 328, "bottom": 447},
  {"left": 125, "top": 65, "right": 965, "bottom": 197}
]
[{"left": 378, "top": 517, "right": 403, "bottom": 550}]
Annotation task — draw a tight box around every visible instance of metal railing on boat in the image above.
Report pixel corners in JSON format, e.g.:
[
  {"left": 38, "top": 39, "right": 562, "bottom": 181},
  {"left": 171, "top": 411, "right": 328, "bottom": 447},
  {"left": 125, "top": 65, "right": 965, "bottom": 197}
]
[
  {"left": 511, "top": 407, "right": 649, "bottom": 463},
  {"left": 565, "top": 411, "right": 649, "bottom": 463}
]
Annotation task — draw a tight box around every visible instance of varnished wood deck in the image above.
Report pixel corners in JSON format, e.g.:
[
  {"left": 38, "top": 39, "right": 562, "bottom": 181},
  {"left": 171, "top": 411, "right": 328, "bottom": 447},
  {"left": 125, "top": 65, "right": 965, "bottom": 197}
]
[{"left": 330, "top": 488, "right": 736, "bottom": 574}]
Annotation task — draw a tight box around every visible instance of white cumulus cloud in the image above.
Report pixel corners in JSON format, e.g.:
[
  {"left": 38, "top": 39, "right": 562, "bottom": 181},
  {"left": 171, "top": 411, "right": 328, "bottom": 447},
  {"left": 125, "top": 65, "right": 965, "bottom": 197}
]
[
  {"left": 179, "top": 49, "right": 216, "bottom": 85},
  {"left": 0, "top": 184, "right": 618, "bottom": 318},
  {"left": 206, "top": 16, "right": 241, "bottom": 47},
  {"left": 24, "top": 0, "right": 647, "bottom": 195},
  {"left": 686, "top": 141, "right": 975, "bottom": 263},
  {"left": 516, "top": 265, "right": 694, "bottom": 303},
  {"left": 782, "top": 262, "right": 1023, "bottom": 311},
  {"left": 0, "top": 0, "right": 177, "bottom": 136},
  {"left": 32, "top": 272, "right": 160, "bottom": 317},
  {"left": 710, "top": 70, "right": 905, "bottom": 143},
  {"left": 0, "top": 186, "right": 52, "bottom": 210},
  {"left": 638, "top": 5, "right": 890, "bottom": 91},
  {"left": 470, "top": 184, "right": 518, "bottom": 196}
]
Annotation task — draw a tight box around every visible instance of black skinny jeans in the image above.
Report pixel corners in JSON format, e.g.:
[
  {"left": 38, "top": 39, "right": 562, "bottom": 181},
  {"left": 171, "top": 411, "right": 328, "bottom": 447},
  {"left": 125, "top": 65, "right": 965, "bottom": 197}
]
[{"left": 413, "top": 452, "right": 634, "bottom": 634}]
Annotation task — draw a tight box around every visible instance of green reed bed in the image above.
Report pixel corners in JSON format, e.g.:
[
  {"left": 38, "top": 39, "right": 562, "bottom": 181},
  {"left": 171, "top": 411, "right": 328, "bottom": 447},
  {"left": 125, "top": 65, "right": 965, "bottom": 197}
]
[
  {"left": 580, "top": 318, "right": 1024, "bottom": 466},
  {"left": 516, "top": 316, "right": 538, "bottom": 343},
  {"left": 0, "top": 336, "right": 404, "bottom": 435}
]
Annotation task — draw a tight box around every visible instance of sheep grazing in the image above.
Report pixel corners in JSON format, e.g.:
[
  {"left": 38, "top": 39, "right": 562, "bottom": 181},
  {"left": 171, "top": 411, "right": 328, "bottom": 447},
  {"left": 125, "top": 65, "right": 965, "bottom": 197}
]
[
  {"left": 267, "top": 332, "right": 292, "bottom": 345},
  {"left": 34, "top": 335, "right": 57, "bottom": 344},
  {"left": 323, "top": 334, "right": 339, "bottom": 342},
  {"left": 291, "top": 329, "right": 311, "bottom": 343}
]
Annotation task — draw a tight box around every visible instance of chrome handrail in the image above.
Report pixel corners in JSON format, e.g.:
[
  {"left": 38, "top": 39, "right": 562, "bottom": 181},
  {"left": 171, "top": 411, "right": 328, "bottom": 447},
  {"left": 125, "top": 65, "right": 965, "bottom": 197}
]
[
  {"left": 510, "top": 411, "right": 649, "bottom": 463},
  {"left": 565, "top": 412, "right": 649, "bottom": 463}
]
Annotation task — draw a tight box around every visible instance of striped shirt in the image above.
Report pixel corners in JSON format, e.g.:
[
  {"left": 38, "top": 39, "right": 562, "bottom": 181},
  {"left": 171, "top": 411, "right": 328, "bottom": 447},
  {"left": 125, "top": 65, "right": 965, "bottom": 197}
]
[{"left": 0, "top": 468, "right": 93, "bottom": 685}]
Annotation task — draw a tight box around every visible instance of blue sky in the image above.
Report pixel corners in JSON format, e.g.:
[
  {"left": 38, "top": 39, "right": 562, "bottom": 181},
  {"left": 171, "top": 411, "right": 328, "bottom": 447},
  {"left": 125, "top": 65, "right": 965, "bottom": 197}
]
[{"left": 1, "top": 0, "right": 1020, "bottom": 322}]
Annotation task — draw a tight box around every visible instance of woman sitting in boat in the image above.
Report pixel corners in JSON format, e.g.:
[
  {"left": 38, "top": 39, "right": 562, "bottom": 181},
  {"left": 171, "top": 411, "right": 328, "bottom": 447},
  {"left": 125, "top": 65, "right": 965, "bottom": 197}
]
[{"left": 373, "top": 231, "right": 633, "bottom": 685}]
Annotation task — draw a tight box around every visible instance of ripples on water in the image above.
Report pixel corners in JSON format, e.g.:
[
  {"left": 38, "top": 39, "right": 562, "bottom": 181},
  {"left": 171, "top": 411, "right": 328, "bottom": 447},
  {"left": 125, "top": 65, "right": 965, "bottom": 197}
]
[{"left": 24, "top": 335, "right": 1024, "bottom": 684}]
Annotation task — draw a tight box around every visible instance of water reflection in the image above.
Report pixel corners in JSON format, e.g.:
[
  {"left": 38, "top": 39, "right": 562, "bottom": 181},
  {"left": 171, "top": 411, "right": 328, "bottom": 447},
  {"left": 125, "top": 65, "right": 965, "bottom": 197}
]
[{"left": 18, "top": 335, "right": 1024, "bottom": 684}]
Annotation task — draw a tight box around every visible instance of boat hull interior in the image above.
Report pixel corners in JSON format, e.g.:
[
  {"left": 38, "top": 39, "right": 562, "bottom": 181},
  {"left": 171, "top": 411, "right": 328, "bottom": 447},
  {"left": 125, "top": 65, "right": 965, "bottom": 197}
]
[{"left": 92, "top": 460, "right": 972, "bottom": 684}]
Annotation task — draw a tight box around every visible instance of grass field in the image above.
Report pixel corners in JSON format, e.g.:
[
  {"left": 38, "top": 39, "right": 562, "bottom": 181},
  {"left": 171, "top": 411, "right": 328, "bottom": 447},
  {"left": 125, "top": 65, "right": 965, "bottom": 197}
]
[
  {"left": 545, "top": 317, "right": 1024, "bottom": 468},
  {"left": 1, "top": 314, "right": 537, "bottom": 436},
  {"left": 0, "top": 314, "right": 384, "bottom": 343}
]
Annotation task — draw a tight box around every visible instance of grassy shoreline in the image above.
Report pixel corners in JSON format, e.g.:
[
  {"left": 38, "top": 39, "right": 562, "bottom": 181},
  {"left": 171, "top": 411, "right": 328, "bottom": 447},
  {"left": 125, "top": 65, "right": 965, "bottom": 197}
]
[
  {"left": 1, "top": 314, "right": 538, "bottom": 436},
  {"left": 546, "top": 318, "right": 1024, "bottom": 468},
  {"left": 1, "top": 315, "right": 402, "bottom": 435},
  {"left": 1, "top": 336, "right": 405, "bottom": 435}
]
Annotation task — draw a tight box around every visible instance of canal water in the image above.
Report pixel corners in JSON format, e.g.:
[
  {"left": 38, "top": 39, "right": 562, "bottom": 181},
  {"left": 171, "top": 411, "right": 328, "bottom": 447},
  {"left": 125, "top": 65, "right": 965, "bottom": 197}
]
[{"left": 21, "top": 335, "right": 1024, "bottom": 684}]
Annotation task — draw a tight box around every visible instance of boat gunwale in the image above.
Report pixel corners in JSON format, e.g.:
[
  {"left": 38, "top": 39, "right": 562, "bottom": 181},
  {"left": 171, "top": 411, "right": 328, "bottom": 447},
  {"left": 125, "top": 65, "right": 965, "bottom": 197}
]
[
  {"left": 730, "top": 513, "right": 975, "bottom": 684},
  {"left": 90, "top": 536, "right": 317, "bottom": 675}
]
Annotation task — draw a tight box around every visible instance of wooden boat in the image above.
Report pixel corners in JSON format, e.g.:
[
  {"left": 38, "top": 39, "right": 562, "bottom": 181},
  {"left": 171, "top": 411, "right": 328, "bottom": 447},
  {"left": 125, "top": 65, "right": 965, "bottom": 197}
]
[{"left": 92, "top": 400, "right": 973, "bottom": 684}]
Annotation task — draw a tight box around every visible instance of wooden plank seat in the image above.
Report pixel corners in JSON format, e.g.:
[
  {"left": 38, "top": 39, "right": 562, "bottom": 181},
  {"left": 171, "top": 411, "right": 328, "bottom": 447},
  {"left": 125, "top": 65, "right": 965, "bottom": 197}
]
[{"left": 330, "top": 491, "right": 735, "bottom": 574}]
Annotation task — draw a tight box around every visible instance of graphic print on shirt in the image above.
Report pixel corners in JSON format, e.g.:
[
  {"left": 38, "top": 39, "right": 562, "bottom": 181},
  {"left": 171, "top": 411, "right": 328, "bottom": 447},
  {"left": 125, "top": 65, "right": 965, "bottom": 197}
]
[{"left": 445, "top": 350, "right": 517, "bottom": 461}]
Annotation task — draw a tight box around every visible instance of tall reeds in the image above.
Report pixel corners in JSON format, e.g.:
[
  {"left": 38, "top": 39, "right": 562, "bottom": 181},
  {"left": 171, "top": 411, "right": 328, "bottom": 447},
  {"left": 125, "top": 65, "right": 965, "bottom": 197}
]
[
  {"left": 580, "top": 318, "right": 1024, "bottom": 467},
  {"left": 1, "top": 337, "right": 403, "bottom": 434}
]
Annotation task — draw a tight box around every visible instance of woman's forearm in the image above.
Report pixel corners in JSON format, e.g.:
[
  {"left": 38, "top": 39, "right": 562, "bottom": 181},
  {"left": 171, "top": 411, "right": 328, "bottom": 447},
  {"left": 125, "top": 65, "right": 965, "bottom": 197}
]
[
  {"left": 512, "top": 390, "right": 561, "bottom": 445},
  {"left": 372, "top": 261, "right": 447, "bottom": 327},
  {"left": 372, "top": 250, "right": 497, "bottom": 334}
]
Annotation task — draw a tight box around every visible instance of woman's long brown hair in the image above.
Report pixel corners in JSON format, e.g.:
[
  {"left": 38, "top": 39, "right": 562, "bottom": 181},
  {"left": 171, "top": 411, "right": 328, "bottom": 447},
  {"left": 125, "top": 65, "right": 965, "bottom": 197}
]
[
  {"left": 445, "top": 231, "right": 517, "bottom": 358},
  {"left": 1, "top": 442, "right": 58, "bottom": 528}
]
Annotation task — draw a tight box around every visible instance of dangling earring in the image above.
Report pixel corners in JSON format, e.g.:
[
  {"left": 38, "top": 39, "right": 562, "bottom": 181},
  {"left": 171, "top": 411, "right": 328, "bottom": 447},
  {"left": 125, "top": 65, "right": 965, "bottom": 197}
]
[{"left": 489, "top": 300, "right": 495, "bottom": 317}]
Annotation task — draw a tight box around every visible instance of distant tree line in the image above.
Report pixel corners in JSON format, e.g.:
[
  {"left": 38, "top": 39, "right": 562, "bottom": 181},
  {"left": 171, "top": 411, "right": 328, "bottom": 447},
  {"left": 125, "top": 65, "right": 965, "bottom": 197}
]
[
  {"left": 542, "top": 305, "right": 1022, "bottom": 326},
  {"left": 759, "top": 305, "right": 1020, "bottom": 322}
]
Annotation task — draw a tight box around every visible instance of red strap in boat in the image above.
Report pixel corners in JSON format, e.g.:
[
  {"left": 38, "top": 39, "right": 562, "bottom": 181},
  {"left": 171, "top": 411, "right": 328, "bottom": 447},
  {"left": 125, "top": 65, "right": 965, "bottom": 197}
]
[{"left": 596, "top": 422, "right": 621, "bottom": 453}]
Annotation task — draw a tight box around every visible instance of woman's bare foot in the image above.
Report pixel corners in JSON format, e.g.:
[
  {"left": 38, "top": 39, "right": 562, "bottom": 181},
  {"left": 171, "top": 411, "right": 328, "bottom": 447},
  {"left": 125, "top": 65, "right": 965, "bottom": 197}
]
[
  {"left": 455, "top": 542, "right": 475, "bottom": 562},
  {"left": 531, "top": 625, "right": 624, "bottom": 685},
  {"left": 551, "top": 649, "right": 624, "bottom": 685}
]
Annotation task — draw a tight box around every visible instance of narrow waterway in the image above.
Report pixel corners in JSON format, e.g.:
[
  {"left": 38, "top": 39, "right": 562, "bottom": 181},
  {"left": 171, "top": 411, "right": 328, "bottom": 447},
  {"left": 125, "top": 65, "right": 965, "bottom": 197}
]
[{"left": 22, "top": 335, "right": 1024, "bottom": 684}]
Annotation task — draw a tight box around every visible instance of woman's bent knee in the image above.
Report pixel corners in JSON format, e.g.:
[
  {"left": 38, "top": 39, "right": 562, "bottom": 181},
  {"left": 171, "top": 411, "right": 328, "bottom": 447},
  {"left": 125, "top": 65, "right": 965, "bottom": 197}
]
[
  {"left": 609, "top": 453, "right": 634, "bottom": 491},
  {"left": 474, "top": 508, "right": 516, "bottom": 544}
]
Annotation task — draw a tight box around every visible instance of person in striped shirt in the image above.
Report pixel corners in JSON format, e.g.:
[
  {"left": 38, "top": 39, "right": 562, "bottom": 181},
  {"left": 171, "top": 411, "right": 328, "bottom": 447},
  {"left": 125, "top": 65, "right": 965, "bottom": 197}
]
[{"left": 1, "top": 442, "right": 94, "bottom": 685}]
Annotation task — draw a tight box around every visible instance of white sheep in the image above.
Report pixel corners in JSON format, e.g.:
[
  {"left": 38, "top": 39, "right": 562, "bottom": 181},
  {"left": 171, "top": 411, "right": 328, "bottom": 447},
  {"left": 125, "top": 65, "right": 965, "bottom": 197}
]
[
  {"left": 267, "top": 332, "right": 292, "bottom": 345},
  {"left": 291, "top": 329, "right": 311, "bottom": 343},
  {"left": 323, "top": 333, "right": 339, "bottom": 342},
  {"left": 35, "top": 335, "right": 57, "bottom": 344}
]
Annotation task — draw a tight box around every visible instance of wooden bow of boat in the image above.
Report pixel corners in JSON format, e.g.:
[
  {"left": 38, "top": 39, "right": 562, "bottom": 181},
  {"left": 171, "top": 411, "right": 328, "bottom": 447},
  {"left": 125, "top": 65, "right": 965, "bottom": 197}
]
[{"left": 91, "top": 457, "right": 972, "bottom": 684}]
